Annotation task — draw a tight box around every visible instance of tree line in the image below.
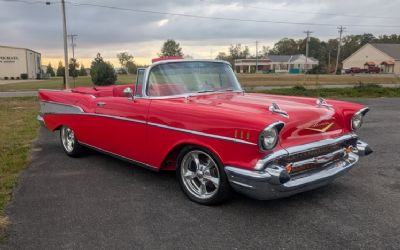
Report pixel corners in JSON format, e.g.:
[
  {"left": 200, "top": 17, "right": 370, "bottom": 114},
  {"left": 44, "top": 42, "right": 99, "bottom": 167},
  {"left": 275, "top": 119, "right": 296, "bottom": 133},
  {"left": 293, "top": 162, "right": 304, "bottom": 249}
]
[
  {"left": 45, "top": 39, "right": 185, "bottom": 86},
  {"left": 216, "top": 33, "right": 400, "bottom": 73}
]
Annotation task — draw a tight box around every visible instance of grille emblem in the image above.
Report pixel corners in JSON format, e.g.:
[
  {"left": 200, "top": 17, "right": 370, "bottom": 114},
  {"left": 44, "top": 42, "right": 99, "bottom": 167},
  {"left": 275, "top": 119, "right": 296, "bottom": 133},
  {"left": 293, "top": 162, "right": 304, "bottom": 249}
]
[{"left": 305, "top": 122, "right": 334, "bottom": 133}]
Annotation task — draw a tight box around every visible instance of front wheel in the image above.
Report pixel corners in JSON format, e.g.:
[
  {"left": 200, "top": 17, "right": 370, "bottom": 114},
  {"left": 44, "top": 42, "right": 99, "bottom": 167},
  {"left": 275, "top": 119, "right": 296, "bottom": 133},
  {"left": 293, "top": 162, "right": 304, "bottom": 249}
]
[
  {"left": 176, "top": 147, "right": 231, "bottom": 205},
  {"left": 60, "top": 126, "right": 85, "bottom": 157}
]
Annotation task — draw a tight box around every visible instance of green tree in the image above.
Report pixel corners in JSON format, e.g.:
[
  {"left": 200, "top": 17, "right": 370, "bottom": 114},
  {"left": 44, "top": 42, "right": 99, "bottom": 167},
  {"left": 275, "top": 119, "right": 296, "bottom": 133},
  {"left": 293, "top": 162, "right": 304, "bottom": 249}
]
[
  {"left": 269, "top": 38, "right": 300, "bottom": 55},
  {"left": 126, "top": 61, "right": 137, "bottom": 74},
  {"left": 56, "top": 61, "right": 65, "bottom": 77},
  {"left": 68, "top": 58, "right": 79, "bottom": 78},
  {"left": 46, "top": 63, "right": 55, "bottom": 77},
  {"left": 116, "top": 52, "right": 135, "bottom": 74},
  {"left": 159, "top": 39, "right": 183, "bottom": 57},
  {"left": 90, "top": 53, "right": 117, "bottom": 86},
  {"left": 79, "top": 64, "right": 87, "bottom": 76},
  {"left": 215, "top": 52, "right": 230, "bottom": 61}
]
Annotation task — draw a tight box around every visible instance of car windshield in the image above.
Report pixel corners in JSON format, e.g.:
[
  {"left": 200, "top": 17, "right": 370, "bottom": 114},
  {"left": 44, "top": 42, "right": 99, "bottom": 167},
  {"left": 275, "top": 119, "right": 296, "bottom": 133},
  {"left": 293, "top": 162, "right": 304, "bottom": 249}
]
[{"left": 147, "top": 61, "right": 242, "bottom": 97}]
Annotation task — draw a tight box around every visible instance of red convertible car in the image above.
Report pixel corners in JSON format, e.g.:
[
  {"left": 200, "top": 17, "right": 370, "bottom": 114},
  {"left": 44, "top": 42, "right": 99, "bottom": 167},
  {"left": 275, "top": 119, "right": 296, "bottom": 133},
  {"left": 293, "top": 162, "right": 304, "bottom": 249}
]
[{"left": 38, "top": 59, "right": 372, "bottom": 205}]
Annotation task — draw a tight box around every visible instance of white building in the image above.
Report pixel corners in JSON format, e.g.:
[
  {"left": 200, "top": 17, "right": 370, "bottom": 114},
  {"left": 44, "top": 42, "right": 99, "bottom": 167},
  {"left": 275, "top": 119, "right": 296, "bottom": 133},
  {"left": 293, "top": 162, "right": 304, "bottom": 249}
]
[
  {"left": 342, "top": 43, "right": 400, "bottom": 74},
  {"left": 234, "top": 54, "right": 319, "bottom": 73},
  {"left": 0, "top": 45, "right": 41, "bottom": 79}
]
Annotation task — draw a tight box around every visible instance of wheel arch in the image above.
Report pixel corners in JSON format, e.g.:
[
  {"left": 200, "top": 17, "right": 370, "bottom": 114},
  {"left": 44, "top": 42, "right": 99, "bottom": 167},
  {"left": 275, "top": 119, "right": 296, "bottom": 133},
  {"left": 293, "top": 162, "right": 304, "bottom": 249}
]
[{"left": 159, "top": 141, "right": 223, "bottom": 171}]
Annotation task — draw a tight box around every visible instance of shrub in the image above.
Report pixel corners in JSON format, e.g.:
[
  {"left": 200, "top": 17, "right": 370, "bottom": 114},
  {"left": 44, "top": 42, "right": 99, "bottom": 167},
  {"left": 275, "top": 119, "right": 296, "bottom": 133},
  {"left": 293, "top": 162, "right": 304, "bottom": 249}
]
[
  {"left": 4, "top": 77, "right": 8, "bottom": 80},
  {"left": 16, "top": 77, "right": 20, "bottom": 80},
  {"left": 90, "top": 53, "right": 117, "bottom": 86},
  {"left": 10, "top": 77, "right": 14, "bottom": 80},
  {"left": 20, "top": 73, "right": 28, "bottom": 80}
]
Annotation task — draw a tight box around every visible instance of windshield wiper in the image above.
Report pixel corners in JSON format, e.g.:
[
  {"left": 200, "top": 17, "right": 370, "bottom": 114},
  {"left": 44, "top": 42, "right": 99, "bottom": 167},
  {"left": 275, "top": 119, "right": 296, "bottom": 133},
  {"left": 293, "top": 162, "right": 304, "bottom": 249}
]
[
  {"left": 217, "top": 88, "right": 234, "bottom": 92},
  {"left": 197, "top": 89, "right": 215, "bottom": 93},
  {"left": 196, "top": 88, "right": 235, "bottom": 94}
]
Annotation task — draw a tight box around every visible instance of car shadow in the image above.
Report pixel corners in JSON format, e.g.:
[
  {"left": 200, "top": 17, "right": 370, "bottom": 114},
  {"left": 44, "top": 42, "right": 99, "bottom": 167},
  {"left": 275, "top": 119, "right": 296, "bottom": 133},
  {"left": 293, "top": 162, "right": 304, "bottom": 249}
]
[{"left": 81, "top": 146, "right": 351, "bottom": 209}]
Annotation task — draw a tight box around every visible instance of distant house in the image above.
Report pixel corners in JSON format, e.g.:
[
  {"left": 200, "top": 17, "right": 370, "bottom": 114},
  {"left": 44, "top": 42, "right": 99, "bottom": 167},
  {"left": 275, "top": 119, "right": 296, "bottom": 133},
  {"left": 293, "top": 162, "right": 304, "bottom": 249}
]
[
  {"left": 234, "top": 54, "right": 318, "bottom": 73},
  {"left": 342, "top": 43, "right": 400, "bottom": 74}
]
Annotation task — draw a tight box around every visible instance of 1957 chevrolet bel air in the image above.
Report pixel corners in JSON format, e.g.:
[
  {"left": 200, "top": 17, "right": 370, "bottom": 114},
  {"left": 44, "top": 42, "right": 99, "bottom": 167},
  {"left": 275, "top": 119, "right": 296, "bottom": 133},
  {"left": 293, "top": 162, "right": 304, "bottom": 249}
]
[{"left": 38, "top": 58, "right": 372, "bottom": 205}]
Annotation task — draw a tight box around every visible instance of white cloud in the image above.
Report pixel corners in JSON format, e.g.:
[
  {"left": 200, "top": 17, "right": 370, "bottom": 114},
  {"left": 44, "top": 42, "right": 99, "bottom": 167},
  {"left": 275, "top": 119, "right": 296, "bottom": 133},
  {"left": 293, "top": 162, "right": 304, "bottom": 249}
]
[{"left": 157, "top": 19, "right": 169, "bottom": 27}]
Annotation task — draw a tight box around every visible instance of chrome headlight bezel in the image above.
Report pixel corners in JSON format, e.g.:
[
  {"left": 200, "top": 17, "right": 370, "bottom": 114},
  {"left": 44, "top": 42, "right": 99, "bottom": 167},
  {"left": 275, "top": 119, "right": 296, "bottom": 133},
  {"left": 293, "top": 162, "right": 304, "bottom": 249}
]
[
  {"left": 259, "top": 122, "right": 284, "bottom": 151},
  {"left": 351, "top": 107, "right": 369, "bottom": 131}
]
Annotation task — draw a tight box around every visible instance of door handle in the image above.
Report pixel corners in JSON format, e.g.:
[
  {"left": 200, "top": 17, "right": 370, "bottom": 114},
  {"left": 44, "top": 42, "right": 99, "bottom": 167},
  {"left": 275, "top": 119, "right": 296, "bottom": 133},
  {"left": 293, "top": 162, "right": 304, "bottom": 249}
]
[{"left": 96, "top": 101, "right": 106, "bottom": 107}]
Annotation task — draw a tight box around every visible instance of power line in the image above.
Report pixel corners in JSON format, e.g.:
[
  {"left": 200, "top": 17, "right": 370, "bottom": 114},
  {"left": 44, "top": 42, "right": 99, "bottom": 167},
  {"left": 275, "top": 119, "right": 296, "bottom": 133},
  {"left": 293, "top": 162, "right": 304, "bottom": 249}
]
[
  {"left": 2, "top": 0, "right": 400, "bottom": 28},
  {"left": 235, "top": 1, "right": 400, "bottom": 21}
]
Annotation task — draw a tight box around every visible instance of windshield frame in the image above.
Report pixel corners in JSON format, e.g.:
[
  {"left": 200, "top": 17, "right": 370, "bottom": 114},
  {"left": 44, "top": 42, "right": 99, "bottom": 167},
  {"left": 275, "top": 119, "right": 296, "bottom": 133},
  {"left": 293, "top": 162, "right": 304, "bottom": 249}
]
[{"left": 142, "top": 59, "right": 243, "bottom": 99}]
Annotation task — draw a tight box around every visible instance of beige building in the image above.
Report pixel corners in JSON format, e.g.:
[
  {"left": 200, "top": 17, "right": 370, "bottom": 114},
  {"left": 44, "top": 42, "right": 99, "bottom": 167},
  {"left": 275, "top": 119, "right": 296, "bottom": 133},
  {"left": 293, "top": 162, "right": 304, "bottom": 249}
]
[
  {"left": 342, "top": 43, "right": 400, "bottom": 74},
  {"left": 235, "top": 54, "right": 319, "bottom": 73},
  {"left": 0, "top": 45, "right": 41, "bottom": 79}
]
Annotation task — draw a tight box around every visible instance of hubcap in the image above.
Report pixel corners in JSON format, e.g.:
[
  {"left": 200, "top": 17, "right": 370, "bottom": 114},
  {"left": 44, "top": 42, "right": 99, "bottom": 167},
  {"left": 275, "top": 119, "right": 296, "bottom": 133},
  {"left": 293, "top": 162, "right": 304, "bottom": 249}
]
[
  {"left": 181, "top": 150, "right": 220, "bottom": 199},
  {"left": 61, "top": 127, "right": 75, "bottom": 153}
]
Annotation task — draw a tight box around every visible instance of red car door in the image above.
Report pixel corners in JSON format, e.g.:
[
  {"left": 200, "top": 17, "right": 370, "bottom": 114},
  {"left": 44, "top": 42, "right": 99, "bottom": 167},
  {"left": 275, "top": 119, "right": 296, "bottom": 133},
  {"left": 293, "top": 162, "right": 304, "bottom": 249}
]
[{"left": 92, "top": 96, "right": 151, "bottom": 165}]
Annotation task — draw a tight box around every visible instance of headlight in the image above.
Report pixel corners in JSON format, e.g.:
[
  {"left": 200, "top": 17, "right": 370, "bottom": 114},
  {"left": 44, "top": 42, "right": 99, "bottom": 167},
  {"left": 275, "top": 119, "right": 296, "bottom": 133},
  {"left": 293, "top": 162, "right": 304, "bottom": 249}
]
[
  {"left": 351, "top": 113, "right": 363, "bottom": 130},
  {"left": 259, "top": 122, "right": 284, "bottom": 151},
  {"left": 351, "top": 108, "right": 369, "bottom": 131}
]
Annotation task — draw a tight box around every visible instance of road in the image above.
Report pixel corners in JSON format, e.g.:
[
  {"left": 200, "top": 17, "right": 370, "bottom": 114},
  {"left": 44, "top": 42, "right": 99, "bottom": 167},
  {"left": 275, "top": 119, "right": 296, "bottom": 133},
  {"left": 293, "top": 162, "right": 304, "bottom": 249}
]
[{"left": 2, "top": 98, "right": 400, "bottom": 250}]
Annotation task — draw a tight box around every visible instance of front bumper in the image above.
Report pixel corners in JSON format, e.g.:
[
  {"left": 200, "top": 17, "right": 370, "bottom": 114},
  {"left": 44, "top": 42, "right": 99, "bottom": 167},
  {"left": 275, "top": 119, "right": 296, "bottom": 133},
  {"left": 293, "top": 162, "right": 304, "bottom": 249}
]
[{"left": 225, "top": 134, "right": 372, "bottom": 200}]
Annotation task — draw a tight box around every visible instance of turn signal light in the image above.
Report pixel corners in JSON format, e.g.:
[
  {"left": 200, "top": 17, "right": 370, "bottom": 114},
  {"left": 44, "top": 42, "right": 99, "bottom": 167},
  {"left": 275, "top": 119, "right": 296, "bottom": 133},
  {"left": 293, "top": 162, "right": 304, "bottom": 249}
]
[{"left": 285, "top": 163, "right": 293, "bottom": 174}]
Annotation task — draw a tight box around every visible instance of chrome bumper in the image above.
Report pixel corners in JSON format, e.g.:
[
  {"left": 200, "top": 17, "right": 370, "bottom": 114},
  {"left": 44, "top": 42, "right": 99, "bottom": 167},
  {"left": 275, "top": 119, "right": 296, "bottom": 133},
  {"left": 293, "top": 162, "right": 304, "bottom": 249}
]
[
  {"left": 225, "top": 135, "right": 372, "bottom": 200},
  {"left": 37, "top": 114, "right": 45, "bottom": 127}
]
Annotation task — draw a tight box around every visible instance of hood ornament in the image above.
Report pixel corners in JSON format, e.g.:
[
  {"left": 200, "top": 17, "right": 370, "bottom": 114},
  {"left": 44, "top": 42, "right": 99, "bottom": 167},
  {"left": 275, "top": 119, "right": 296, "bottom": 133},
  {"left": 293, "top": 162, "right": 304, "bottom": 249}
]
[
  {"left": 316, "top": 97, "right": 333, "bottom": 109},
  {"left": 269, "top": 102, "right": 289, "bottom": 118}
]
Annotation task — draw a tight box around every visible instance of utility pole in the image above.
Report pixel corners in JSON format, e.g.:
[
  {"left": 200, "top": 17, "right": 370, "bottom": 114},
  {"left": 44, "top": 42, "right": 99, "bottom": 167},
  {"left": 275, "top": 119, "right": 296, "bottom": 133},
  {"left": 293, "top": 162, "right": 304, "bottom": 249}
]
[
  {"left": 334, "top": 26, "right": 345, "bottom": 74},
  {"left": 328, "top": 47, "right": 331, "bottom": 74},
  {"left": 255, "top": 41, "right": 258, "bottom": 73},
  {"left": 304, "top": 30, "right": 313, "bottom": 73},
  {"left": 67, "top": 34, "right": 78, "bottom": 87},
  {"left": 61, "top": 0, "right": 69, "bottom": 89}
]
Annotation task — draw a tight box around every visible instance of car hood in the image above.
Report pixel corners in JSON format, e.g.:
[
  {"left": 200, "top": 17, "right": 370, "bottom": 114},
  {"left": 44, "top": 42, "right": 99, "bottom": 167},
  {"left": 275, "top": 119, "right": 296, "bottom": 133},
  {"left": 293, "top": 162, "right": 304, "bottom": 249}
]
[{"left": 188, "top": 92, "right": 348, "bottom": 147}]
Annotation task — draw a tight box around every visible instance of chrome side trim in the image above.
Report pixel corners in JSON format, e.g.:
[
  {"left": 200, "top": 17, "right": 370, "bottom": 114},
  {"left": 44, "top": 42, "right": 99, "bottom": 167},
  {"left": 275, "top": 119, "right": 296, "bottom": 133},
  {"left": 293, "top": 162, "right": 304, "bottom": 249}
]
[
  {"left": 39, "top": 101, "right": 256, "bottom": 146},
  {"left": 148, "top": 122, "right": 257, "bottom": 145},
  {"left": 40, "top": 100, "right": 84, "bottom": 114},
  {"left": 255, "top": 133, "right": 358, "bottom": 170},
  {"left": 79, "top": 142, "right": 158, "bottom": 171}
]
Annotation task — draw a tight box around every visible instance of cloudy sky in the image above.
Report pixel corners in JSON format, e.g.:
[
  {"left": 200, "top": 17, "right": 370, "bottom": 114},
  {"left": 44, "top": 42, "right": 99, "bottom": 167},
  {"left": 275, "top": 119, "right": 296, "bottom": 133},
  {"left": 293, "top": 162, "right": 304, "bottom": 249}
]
[{"left": 1, "top": 0, "right": 399, "bottom": 66}]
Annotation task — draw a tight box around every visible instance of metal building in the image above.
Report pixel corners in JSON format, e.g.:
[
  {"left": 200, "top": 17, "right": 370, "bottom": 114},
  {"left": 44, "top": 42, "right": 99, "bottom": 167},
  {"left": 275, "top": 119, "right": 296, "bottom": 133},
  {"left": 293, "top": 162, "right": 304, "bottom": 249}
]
[{"left": 0, "top": 45, "right": 41, "bottom": 79}]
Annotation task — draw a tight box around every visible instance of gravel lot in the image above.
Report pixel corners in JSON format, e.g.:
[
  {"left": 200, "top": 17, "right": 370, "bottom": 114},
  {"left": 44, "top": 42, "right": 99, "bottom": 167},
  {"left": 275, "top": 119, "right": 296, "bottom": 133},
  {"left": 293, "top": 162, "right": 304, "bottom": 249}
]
[{"left": 2, "top": 98, "right": 400, "bottom": 250}]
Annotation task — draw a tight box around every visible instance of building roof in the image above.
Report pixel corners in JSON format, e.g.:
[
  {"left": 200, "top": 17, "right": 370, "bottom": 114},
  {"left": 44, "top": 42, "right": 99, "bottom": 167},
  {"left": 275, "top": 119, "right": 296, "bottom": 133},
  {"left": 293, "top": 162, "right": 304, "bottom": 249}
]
[
  {"left": 0, "top": 45, "right": 40, "bottom": 54},
  {"left": 370, "top": 43, "right": 400, "bottom": 60},
  {"left": 267, "top": 54, "right": 317, "bottom": 63}
]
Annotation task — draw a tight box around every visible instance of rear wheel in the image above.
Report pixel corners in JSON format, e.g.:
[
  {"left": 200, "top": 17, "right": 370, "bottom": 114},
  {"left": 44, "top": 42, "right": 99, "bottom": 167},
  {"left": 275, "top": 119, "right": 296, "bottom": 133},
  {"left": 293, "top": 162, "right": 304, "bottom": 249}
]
[
  {"left": 60, "top": 126, "right": 85, "bottom": 157},
  {"left": 176, "top": 146, "right": 231, "bottom": 205}
]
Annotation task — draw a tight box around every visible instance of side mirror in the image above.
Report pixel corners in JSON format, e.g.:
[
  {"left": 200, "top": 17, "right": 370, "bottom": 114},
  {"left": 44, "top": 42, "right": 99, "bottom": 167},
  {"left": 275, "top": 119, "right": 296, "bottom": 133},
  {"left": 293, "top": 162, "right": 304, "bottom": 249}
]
[{"left": 123, "top": 87, "right": 135, "bottom": 100}]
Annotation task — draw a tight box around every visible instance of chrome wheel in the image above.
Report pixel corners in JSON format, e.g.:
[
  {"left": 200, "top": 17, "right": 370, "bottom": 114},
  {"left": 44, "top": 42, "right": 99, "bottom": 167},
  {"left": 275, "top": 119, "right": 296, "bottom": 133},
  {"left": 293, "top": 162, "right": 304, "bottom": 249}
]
[
  {"left": 180, "top": 150, "right": 220, "bottom": 199},
  {"left": 61, "top": 126, "right": 75, "bottom": 153}
]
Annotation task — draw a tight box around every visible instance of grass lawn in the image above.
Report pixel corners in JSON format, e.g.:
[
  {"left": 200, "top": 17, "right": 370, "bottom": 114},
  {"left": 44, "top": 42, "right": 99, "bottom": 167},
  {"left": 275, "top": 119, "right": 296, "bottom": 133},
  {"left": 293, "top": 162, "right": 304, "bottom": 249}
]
[
  {"left": 0, "top": 74, "right": 399, "bottom": 92},
  {"left": 238, "top": 73, "right": 400, "bottom": 87},
  {"left": 259, "top": 84, "right": 400, "bottom": 98},
  {"left": 0, "top": 74, "right": 136, "bottom": 92},
  {"left": 0, "top": 97, "right": 39, "bottom": 240}
]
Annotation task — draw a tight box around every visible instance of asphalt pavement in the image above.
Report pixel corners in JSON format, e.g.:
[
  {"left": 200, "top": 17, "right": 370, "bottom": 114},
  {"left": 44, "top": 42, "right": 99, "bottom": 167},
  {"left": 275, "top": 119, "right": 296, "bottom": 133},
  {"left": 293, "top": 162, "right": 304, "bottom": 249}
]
[{"left": 2, "top": 98, "right": 400, "bottom": 250}]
